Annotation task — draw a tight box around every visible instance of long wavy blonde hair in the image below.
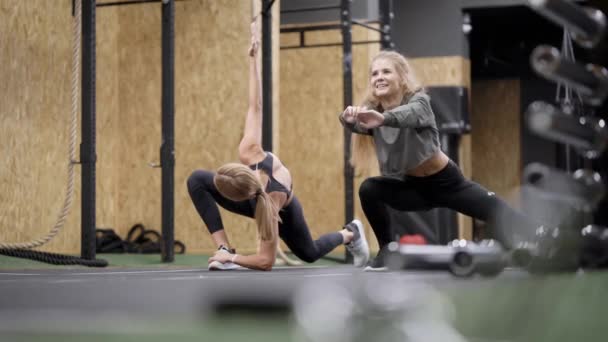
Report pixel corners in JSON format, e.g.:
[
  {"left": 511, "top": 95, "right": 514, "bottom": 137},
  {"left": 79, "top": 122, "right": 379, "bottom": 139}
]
[
  {"left": 351, "top": 51, "right": 423, "bottom": 175},
  {"left": 213, "top": 163, "right": 280, "bottom": 241}
]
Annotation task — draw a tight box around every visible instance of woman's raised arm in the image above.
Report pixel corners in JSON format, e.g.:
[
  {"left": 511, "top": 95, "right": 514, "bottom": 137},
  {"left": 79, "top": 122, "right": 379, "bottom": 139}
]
[{"left": 239, "top": 19, "right": 265, "bottom": 164}]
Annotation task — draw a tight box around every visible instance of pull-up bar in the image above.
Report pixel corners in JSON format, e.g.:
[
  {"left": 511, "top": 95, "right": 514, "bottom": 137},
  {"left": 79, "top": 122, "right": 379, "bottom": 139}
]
[
  {"left": 97, "top": 0, "right": 186, "bottom": 8},
  {"left": 352, "top": 20, "right": 385, "bottom": 34},
  {"left": 280, "top": 5, "right": 341, "bottom": 14}
]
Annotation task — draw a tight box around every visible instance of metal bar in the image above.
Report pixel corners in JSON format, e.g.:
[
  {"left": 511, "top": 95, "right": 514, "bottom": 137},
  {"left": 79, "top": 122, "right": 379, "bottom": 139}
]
[
  {"left": 379, "top": 0, "right": 394, "bottom": 49},
  {"left": 262, "top": 0, "right": 273, "bottom": 151},
  {"left": 280, "top": 20, "right": 381, "bottom": 34},
  {"left": 280, "top": 40, "right": 381, "bottom": 50},
  {"left": 531, "top": 45, "right": 608, "bottom": 106},
  {"left": 527, "top": 0, "right": 606, "bottom": 48},
  {"left": 161, "top": 0, "right": 175, "bottom": 262},
  {"left": 280, "top": 24, "right": 343, "bottom": 34},
  {"left": 352, "top": 20, "right": 383, "bottom": 34},
  {"left": 525, "top": 101, "right": 608, "bottom": 158},
  {"left": 97, "top": 0, "right": 187, "bottom": 7},
  {"left": 81, "top": 0, "right": 97, "bottom": 261},
  {"left": 341, "top": 0, "right": 354, "bottom": 264},
  {"left": 280, "top": 5, "right": 340, "bottom": 14},
  {"left": 97, "top": 0, "right": 160, "bottom": 7}
]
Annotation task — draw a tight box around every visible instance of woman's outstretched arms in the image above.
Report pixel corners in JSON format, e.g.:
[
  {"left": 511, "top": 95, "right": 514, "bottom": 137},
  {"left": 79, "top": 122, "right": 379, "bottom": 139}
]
[
  {"left": 339, "top": 106, "right": 373, "bottom": 135},
  {"left": 357, "top": 93, "right": 436, "bottom": 129}
]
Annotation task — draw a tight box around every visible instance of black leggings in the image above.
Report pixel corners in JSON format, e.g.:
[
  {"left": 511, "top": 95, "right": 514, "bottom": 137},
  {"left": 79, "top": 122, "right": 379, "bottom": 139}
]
[
  {"left": 187, "top": 170, "right": 344, "bottom": 263},
  {"left": 360, "top": 160, "right": 537, "bottom": 249}
]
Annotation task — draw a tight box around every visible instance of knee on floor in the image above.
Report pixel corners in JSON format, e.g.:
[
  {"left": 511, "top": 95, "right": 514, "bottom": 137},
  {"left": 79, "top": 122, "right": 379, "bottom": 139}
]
[{"left": 293, "top": 251, "right": 317, "bottom": 264}]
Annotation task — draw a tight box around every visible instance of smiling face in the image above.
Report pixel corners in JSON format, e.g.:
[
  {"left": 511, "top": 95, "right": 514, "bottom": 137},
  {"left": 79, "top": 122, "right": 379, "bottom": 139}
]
[{"left": 370, "top": 58, "right": 402, "bottom": 99}]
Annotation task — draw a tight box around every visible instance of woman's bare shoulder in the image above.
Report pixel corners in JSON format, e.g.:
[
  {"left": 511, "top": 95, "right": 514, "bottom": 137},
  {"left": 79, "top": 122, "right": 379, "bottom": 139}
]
[{"left": 239, "top": 147, "right": 266, "bottom": 166}]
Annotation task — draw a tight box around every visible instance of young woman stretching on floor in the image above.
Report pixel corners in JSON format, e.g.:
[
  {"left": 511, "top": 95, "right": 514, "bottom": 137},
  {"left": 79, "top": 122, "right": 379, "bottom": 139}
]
[
  {"left": 187, "top": 20, "right": 369, "bottom": 271},
  {"left": 340, "top": 50, "right": 539, "bottom": 270}
]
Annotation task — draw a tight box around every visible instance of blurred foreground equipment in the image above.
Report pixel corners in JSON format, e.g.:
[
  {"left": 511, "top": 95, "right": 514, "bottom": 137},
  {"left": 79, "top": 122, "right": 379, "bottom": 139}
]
[{"left": 384, "top": 239, "right": 507, "bottom": 277}]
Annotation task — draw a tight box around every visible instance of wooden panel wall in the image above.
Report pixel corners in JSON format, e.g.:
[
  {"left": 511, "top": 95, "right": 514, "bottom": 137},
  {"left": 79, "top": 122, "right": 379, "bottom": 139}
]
[
  {"left": 116, "top": 1, "right": 254, "bottom": 254},
  {"left": 0, "top": 0, "right": 120, "bottom": 253},
  {"left": 409, "top": 56, "right": 471, "bottom": 89},
  {"left": 97, "top": 5, "right": 122, "bottom": 246},
  {"left": 0, "top": 0, "right": 260, "bottom": 254},
  {"left": 471, "top": 80, "right": 522, "bottom": 205}
]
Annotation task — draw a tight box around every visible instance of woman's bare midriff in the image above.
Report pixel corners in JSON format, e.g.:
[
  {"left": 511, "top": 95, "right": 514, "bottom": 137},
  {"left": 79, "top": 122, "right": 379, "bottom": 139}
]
[{"left": 405, "top": 151, "right": 450, "bottom": 177}]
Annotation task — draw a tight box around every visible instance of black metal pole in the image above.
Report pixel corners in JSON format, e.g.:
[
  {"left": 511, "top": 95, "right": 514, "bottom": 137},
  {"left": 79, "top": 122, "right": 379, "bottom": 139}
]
[
  {"left": 262, "top": 0, "right": 273, "bottom": 151},
  {"left": 379, "top": 0, "right": 394, "bottom": 50},
  {"left": 341, "top": 0, "right": 354, "bottom": 263},
  {"left": 81, "top": 0, "right": 97, "bottom": 260},
  {"left": 161, "top": 0, "right": 175, "bottom": 262}
]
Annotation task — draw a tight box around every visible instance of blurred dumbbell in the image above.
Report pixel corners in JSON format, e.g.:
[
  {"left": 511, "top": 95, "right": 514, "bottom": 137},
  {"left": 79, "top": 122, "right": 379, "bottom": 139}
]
[
  {"left": 513, "top": 226, "right": 582, "bottom": 273},
  {"left": 448, "top": 239, "right": 507, "bottom": 277},
  {"left": 526, "top": 101, "right": 608, "bottom": 158},
  {"left": 386, "top": 240, "right": 506, "bottom": 277},
  {"left": 522, "top": 163, "right": 605, "bottom": 212},
  {"left": 580, "top": 224, "right": 608, "bottom": 268},
  {"left": 530, "top": 47, "right": 608, "bottom": 106},
  {"left": 527, "top": 0, "right": 606, "bottom": 48}
]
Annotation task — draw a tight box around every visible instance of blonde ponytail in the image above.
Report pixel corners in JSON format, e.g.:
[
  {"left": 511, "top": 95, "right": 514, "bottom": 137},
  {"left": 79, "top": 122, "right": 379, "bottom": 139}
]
[
  {"left": 254, "top": 191, "right": 278, "bottom": 241},
  {"left": 351, "top": 132, "right": 377, "bottom": 176}
]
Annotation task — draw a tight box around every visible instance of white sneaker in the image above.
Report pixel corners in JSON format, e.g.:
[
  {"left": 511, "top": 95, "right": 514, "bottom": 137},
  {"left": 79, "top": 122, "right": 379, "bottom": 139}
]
[
  {"left": 345, "top": 219, "right": 370, "bottom": 267},
  {"left": 363, "top": 264, "right": 388, "bottom": 272},
  {"left": 208, "top": 246, "right": 243, "bottom": 271}
]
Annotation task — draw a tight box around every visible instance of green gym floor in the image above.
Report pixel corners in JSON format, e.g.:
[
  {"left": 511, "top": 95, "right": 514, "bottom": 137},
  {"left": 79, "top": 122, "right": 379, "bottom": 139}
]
[{"left": 1, "top": 253, "right": 607, "bottom": 342}]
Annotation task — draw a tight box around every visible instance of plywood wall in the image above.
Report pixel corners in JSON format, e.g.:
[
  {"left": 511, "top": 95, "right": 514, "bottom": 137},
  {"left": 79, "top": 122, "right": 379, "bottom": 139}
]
[
  {"left": 471, "top": 80, "right": 522, "bottom": 204},
  {"left": 114, "top": 0, "right": 256, "bottom": 254},
  {"left": 409, "top": 56, "right": 471, "bottom": 89},
  {"left": 97, "top": 5, "right": 122, "bottom": 247},
  {"left": 0, "top": 0, "right": 259, "bottom": 254},
  {"left": 0, "top": 0, "right": 114, "bottom": 253}
]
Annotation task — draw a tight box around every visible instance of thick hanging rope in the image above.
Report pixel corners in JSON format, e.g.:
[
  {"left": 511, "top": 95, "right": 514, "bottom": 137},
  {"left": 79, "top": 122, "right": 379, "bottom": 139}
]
[
  {"left": 0, "top": 0, "right": 80, "bottom": 251},
  {"left": 1, "top": 0, "right": 106, "bottom": 267}
]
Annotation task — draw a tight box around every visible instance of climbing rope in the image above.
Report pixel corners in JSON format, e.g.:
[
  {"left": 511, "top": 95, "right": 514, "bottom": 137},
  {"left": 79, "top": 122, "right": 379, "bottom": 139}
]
[
  {"left": 0, "top": 0, "right": 80, "bottom": 250},
  {"left": 0, "top": 1, "right": 106, "bottom": 267}
]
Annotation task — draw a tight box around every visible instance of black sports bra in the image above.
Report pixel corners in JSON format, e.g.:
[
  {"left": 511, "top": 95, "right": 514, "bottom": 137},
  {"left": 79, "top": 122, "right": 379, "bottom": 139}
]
[{"left": 249, "top": 152, "right": 293, "bottom": 197}]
